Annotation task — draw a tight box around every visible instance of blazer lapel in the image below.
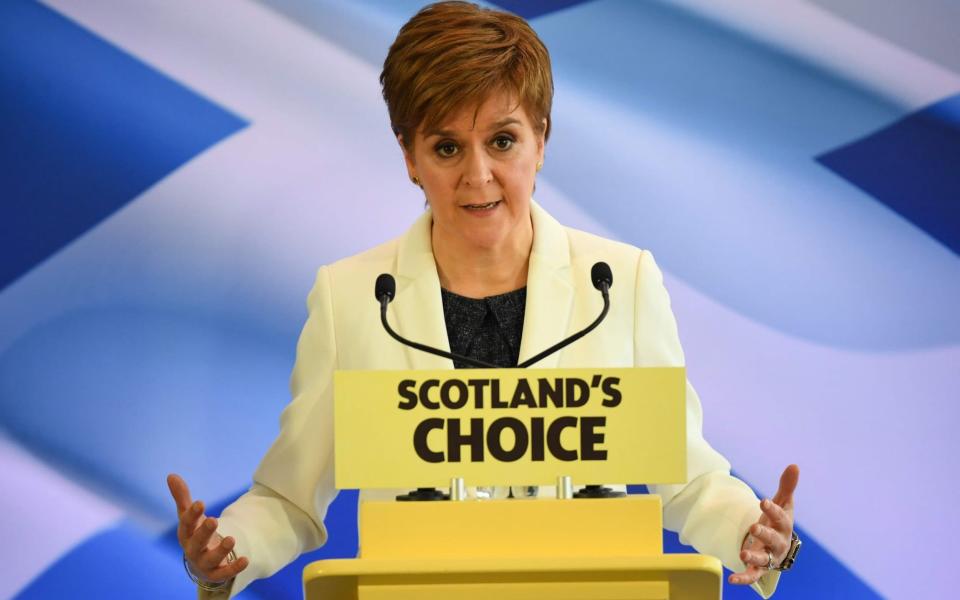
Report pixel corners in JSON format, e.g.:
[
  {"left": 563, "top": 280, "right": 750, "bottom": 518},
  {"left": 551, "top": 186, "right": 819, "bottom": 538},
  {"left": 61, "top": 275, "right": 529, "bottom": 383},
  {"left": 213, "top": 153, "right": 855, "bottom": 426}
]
[
  {"left": 517, "top": 201, "right": 574, "bottom": 369},
  {"left": 393, "top": 208, "right": 454, "bottom": 371},
  {"left": 392, "top": 201, "right": 575, "bottom": 371}
]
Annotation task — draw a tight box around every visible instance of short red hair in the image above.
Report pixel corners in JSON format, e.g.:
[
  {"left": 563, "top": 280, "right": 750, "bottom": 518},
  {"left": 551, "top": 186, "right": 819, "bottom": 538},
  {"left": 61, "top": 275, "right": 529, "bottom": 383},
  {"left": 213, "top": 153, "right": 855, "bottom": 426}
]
[{"left": 381, "top": 1, "right": 553, "bottom": 150}]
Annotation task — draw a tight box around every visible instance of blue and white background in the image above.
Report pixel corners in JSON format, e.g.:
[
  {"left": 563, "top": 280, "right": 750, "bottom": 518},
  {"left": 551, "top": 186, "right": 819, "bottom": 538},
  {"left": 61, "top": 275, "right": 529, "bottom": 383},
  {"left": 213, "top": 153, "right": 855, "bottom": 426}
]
[{"left": 2, "top": 0, "right": 958, "bottom": 598}]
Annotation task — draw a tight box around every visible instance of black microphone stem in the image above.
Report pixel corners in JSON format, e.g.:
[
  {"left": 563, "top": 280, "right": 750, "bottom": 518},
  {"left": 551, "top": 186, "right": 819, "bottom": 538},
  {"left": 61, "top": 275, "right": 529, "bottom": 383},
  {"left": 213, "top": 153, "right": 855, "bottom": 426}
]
[
  {"left": 379, "top": 300, "right": 500, "bottom": 369},
  {"left": 516, "top": 283, "right": 610, "bottom": 368},
  {"left": 375, "top": 262, "right": 612, "bottom": 370}
]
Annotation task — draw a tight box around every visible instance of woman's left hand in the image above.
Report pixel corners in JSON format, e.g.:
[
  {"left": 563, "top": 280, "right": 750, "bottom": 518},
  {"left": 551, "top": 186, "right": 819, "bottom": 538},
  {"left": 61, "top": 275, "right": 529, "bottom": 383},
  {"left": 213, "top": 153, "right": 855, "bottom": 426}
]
[{"left": 729, "top": 464, "right": 799, "bottom": 585}]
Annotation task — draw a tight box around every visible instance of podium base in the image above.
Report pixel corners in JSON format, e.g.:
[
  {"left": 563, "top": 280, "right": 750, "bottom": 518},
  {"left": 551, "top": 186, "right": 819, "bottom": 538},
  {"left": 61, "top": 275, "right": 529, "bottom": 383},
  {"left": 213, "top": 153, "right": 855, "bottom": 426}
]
[
  {"left": 304, "top": 555, "right": 721, "bottom": 600},
  {"left": 303, "top": 497, "right": 722, "bottom": 599}
]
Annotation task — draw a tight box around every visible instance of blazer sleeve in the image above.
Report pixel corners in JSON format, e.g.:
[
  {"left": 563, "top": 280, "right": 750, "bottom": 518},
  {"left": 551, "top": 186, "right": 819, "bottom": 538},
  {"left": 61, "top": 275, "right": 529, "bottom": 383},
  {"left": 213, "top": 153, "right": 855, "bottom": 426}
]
[
  {"left": 635, "top": 251, "right": 780, "bottom": 599},
  {"left": 199, "top": 266, "right": 341, "bottom": 598}
]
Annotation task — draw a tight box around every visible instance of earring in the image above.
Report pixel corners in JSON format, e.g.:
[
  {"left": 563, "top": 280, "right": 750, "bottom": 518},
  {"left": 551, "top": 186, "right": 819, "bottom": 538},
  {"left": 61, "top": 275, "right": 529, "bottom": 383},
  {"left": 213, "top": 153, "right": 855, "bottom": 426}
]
[
  {"left": 410, "top": 175, "right": 421, "bottom": 187},
  {"left": 536, "top": 161, "right": 543, "bottom": 172}
]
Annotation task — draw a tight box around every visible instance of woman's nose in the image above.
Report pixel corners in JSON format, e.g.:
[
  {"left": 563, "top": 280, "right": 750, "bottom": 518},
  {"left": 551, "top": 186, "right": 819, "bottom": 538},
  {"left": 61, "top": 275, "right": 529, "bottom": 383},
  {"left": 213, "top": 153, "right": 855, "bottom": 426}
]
[{"left": 461, "top": 149, "right": 493, "bottom": 187}]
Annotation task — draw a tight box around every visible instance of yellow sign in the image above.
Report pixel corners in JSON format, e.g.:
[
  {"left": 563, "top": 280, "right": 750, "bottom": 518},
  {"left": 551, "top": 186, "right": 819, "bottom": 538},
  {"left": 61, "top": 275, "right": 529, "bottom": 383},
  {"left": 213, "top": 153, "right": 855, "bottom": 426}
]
[{"left": 334, "top": 367, "right": 685, "bottom": 489}]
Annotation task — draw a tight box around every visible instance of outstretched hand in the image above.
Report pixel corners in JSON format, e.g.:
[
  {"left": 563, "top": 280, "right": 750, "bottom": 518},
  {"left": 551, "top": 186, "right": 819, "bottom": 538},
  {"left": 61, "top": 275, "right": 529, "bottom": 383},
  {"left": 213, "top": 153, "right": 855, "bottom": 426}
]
[
  {"left": 167, "top": 474, "right": 249, "bottom": 585},
  {"left": 729, "top": 464, "right": 799, "bottom": 586}
]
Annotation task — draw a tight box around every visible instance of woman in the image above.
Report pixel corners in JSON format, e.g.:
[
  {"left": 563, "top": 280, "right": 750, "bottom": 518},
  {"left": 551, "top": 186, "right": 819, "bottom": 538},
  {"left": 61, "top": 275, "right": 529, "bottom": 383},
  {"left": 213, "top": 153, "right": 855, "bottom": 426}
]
[{"left": 168, "top": 2, "right": 800, "bottom": 597}]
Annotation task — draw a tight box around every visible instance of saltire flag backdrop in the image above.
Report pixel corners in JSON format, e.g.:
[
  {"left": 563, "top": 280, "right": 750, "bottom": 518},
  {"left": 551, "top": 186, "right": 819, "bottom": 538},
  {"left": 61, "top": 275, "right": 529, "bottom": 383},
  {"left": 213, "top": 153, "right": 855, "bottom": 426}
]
[{"left": 2, "top": 0, "right": 958, "bottom": 598}]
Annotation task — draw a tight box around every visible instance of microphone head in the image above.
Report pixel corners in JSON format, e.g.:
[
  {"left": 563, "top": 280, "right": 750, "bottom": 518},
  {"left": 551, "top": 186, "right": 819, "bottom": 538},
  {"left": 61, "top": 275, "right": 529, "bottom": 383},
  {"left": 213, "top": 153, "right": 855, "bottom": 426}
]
[
  {"left": 375, "top": 273, "right": 396, "bottom": 303},
  {"left": 591, "top": 262, "right": 613, "bottom": 291}
]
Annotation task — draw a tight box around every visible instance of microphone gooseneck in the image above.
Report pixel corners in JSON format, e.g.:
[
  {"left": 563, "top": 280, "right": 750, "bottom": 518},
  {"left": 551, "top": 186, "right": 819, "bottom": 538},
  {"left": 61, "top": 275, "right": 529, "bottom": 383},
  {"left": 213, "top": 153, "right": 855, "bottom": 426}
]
[
  {"left": 375, "top": 261, "right": 613, "bottom": 370},
  {"left": 375, "top": 274, "right": 499, "bottom": 369},
  {"left": 517, "top": 261, "right": 612, "bottom": 368}
]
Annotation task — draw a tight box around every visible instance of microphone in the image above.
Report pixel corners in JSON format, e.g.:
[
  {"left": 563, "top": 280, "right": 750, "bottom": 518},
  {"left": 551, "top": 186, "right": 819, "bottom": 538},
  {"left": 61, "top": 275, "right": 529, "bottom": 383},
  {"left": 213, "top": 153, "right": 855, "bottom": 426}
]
[
  {"left": 516, "top": 261, "right": 612, "bottom": 368},
  {"left": 375, "top": 274, "right": 499, "bottom": 368},
  {"left": 375, "top": 261, "right": 612, "bottom": 369},
  {"left": 591, "top": 261, "right": 612, "bottom": 292},
  {"left": 375, "top": 273, "right": 395, "bottom": 303},
  {"left": 577, "top": 261, "right": 625, "bottom": 498}
]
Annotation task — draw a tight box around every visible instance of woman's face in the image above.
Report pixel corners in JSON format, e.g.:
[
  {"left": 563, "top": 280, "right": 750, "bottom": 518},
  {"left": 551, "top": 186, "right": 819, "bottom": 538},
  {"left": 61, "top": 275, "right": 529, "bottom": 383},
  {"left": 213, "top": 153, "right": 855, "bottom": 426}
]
[{"left": 402, "top": 89, "right": 546, "bottom": 253}]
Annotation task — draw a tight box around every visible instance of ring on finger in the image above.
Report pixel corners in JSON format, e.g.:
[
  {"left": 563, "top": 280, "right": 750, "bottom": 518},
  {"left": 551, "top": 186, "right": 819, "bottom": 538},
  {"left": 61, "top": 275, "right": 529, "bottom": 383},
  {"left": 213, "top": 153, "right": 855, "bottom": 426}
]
[{"left": 766, "top": 551, "right": 776, "bottom": 570}]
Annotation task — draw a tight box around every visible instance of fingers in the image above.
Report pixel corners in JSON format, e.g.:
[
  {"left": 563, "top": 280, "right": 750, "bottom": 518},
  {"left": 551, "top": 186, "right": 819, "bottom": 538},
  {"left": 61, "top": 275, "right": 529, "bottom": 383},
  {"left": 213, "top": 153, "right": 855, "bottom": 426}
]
[
  {"left": 182, "top": 523, "right": 250, "bottom": 583},
  {"left": 188, "top": 539, "right": 249, "bottom": 584},
  {"left": 187, "top": 516, "right": 219, "bottom": 558},
  {"left": 732, "top": 472, "right": 799, "bottom": 589},
  {"left": 772, "top": 464, "right": 799, "bottom": 511},
  {"left": 178, "top": 500, "right": 205, "bottom": 547},
  {"left": 749, "top": 522, "right": 789, "bottom": 557},
  {"left": 168, "top": 479, "right": 247, "bottom": 584},
  {"left": 731, "top": 546, "right": 774, "bottom": 586},
  {"left": 197, "top": 535, "right": 235, "bottom": 572},
  {"left": 729, "top": 565, "right": 764, "bottom": 586},
  {"left": 167, "top": 473, "right": 192, "bottom": 515},
  {"left": 741, "top": 548, "right": 771, "bottom": 569},
  {"left": 206, "top": 556, "right": 250, "bottom": 583},
  {"left": 760, "top": 498, "right": 792, "bottom": 533}
]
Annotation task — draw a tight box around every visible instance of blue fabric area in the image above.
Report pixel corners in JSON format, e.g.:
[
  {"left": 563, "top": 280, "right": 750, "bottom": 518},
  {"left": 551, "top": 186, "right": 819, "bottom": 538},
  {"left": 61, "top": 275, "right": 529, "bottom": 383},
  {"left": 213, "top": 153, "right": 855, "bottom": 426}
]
[
  {"left": 15, "top": 521, "right": 188, "bottom": 599},
  {"left": 627, "top": 483, "right": 880, "bottom": 598},
  {"left": 818, "top": 93, "right": 960, "bottom": 255},
  {"left": 0, "top": 0, "right": 247, "bottom": 291},
  {"left": 490, "top": 0, "right": 596, "bottom": 19},
  {"left": 0, "top": 308, "right": 295, "bottom": 518},
  {"left": 527, "top": 1, "right": 960, "bottom": 350}
]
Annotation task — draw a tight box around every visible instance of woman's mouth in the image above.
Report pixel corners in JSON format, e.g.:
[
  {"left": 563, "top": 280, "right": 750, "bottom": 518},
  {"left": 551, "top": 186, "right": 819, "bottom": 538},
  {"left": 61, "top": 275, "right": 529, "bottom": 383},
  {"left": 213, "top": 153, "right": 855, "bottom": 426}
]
[{"left": 463, "top": 200, "right": 502, "bottom": 211}]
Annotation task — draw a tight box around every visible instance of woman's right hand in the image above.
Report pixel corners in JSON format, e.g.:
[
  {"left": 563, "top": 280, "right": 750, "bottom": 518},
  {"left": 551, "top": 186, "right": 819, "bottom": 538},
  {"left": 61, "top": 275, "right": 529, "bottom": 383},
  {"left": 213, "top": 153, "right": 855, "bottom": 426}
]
[{"left": 167, "top": 473, "right": 249, "bottom": 584}]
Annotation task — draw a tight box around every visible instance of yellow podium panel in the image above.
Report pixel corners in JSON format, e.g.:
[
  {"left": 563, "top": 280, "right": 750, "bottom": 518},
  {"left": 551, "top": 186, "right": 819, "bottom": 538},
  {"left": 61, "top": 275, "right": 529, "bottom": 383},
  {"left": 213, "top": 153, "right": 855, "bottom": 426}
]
[
  {"left": 304, "top": 497, "right": 723, "bottom": 600},
  {"left": 335, "top": 367, "right": 687, "bottom": 489},
  {"left": 304, "top": 555, "right": 721, "bottom": 600},
  {"left": 359, "top": 496, "right": 663, "bottom": 559}
]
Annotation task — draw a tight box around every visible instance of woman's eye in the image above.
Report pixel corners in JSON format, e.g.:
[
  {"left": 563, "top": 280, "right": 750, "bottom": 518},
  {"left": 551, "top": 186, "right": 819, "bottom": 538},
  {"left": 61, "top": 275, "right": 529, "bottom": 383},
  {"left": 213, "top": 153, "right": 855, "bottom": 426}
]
[
  {"left": 435, "top": 142, "right": 458, "bottom": 158},
  {"left": 492, "top": 136, "right": 514, "bottom": 150}
]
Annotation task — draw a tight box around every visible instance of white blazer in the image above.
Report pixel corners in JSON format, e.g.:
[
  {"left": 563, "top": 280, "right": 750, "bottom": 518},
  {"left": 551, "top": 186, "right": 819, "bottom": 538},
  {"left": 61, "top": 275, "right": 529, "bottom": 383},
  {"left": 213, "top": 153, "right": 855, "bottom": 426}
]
[{"left": 210, "top": 201, "right": 778, "bottom": 598}]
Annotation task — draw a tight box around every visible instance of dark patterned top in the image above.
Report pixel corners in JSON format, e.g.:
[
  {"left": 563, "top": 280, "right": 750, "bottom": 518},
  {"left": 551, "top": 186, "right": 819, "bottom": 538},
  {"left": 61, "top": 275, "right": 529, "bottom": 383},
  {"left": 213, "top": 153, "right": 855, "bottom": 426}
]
[{"left": 440, "top": 287, "right": 527, "bottom": 369}]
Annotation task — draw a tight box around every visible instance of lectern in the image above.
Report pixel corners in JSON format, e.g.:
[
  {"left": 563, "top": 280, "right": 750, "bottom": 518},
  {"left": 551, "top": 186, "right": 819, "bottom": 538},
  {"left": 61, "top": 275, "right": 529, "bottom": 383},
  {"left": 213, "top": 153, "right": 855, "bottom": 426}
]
[
  {"left": 304, "top": 367, "right": 720, "bottom": 599},
  {"left": 304, "top": 495, "right": 721, "bottom": 599}
]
